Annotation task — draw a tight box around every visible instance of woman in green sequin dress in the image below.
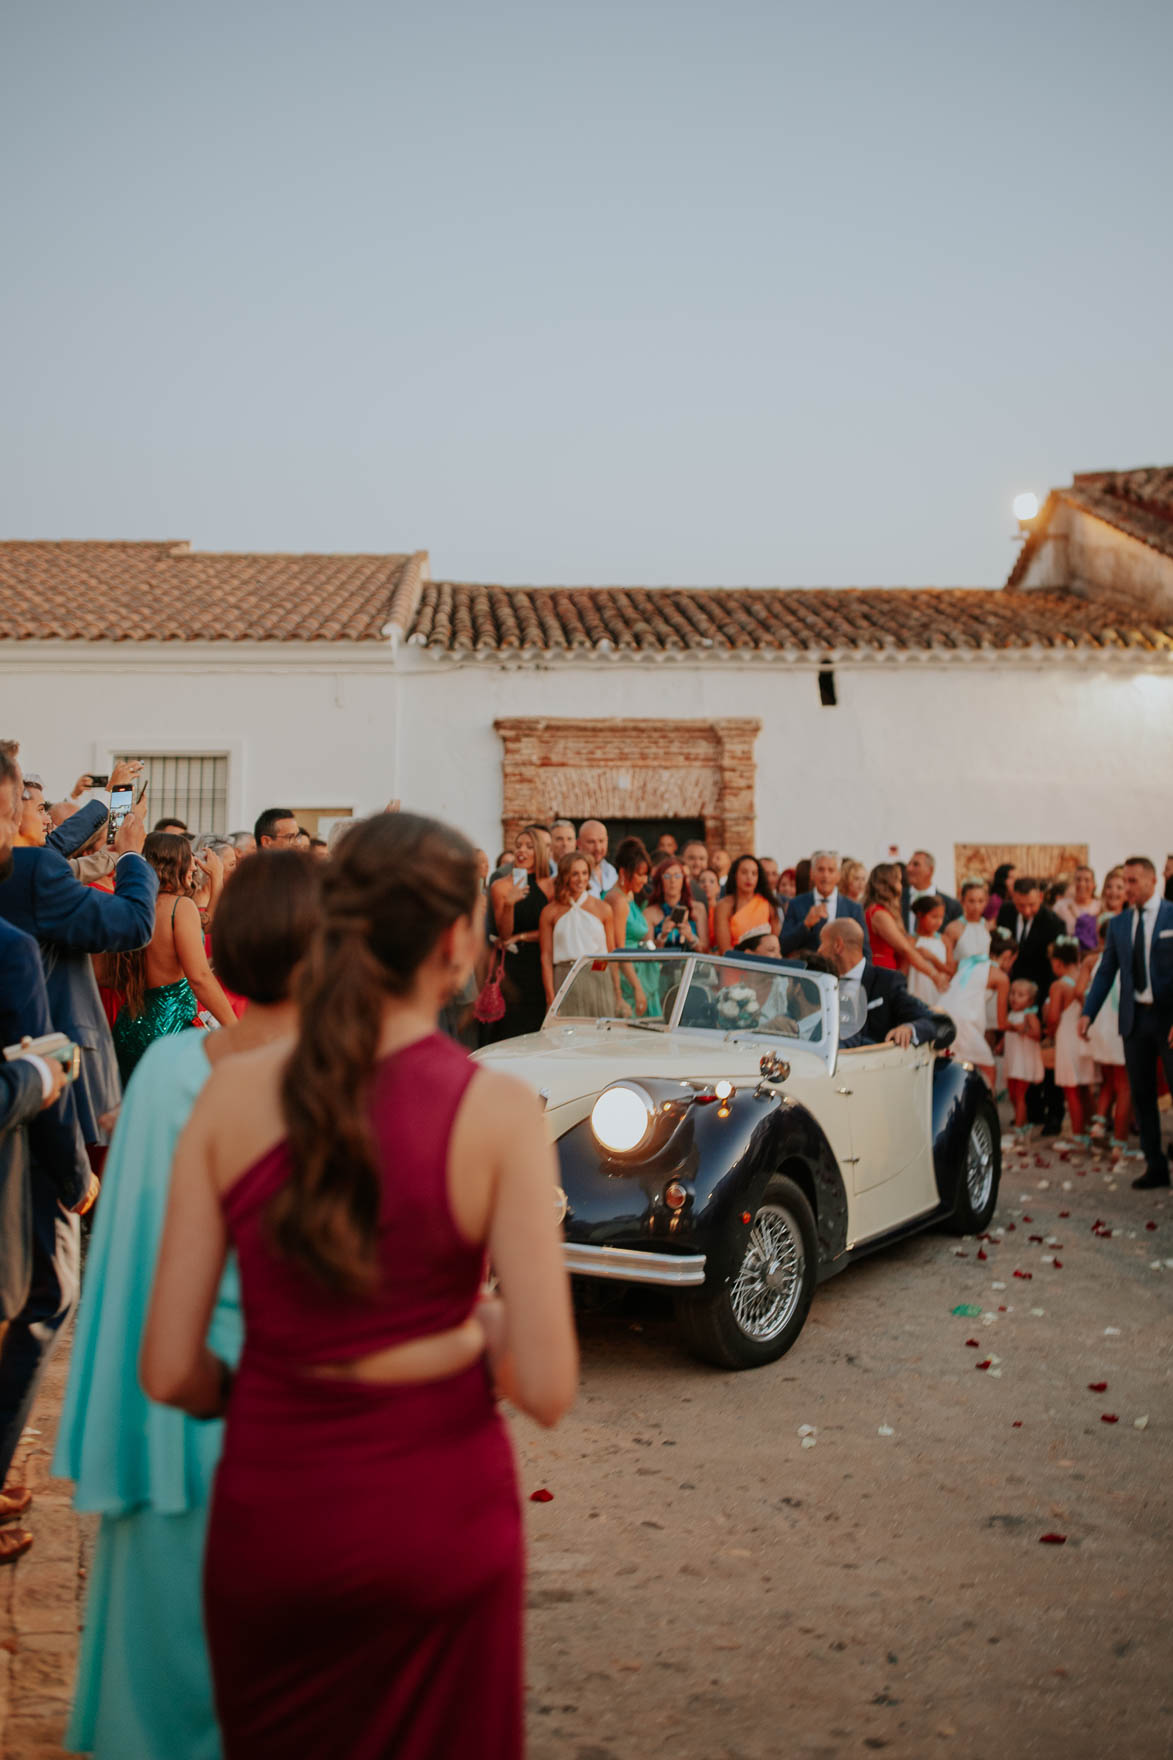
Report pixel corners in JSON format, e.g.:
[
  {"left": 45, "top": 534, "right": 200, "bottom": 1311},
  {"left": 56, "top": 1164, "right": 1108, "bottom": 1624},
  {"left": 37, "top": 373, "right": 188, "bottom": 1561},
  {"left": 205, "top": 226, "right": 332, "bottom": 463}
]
[{"left": 112, "top": 833, "right": 237, "bottom": 1084}]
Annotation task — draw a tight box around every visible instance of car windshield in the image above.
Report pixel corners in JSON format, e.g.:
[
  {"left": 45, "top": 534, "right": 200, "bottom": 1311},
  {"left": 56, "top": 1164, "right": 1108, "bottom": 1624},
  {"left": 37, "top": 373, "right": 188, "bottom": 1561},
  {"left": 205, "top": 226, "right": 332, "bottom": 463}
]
[{"left": 549, "top": 952, "right": 836, "bottom": 1044}]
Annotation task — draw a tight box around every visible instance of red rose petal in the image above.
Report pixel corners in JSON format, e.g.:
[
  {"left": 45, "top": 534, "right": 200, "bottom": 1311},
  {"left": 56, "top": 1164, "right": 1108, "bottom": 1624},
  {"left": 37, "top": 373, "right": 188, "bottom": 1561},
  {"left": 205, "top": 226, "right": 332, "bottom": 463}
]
[
  {"left": 1013, "top": 1270, "right": 1033, "bottom": 1279},
  {"left": 1022, "top": 1214, "right": 1033, "bottom": 1222},
  {"left": 1012, "top": 1420, "right": 1023, "bottom": 1428},
  {"left": 1059, "top": 1210, "right": 1070, "bottom": 1218},
  {"left": 1006, "top": 1222, "right": 1017, "bottom": 1232},
  {"left": 1100, "top": 1414, "right": 1119, "bottom": 1425},
  {"left": 1088, "top": 1382, "right": 1108, "bottom": 1392},
  {"left": 1146, "top": 1221, "right": 1158, "bottom": 1231},
  {"left": 976, "top": 1359, "right": 992, "bottom": 1371},
  {"left": 1052, "top": 1259, "right": 1063, "bottom": 1269},
  {"left": 529, "top": 1488, "right": 555, "bottom": 1502},
  {"left": 977, "top": 1249, "right": 988, "bottom": 1261},
  {"left": 965, "top": 1338, "right": 981, "bottom": 1347},
  {"left": 998, "top": 1305, "right": 1008, "bottom": 1311},
  {"left": 1028, "top": 1234, "right": 1044, "bottom": 1243},
  {"left": 1039, "top": 1532, "right": 1067, "bottom": 1544}
]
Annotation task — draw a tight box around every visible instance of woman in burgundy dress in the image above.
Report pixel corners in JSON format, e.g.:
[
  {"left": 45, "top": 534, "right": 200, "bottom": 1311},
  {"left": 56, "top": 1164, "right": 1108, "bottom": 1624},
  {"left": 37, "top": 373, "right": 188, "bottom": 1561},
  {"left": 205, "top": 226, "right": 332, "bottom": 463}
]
[{"left": 143, "top": 812, "right": 578, "bottom": 1760}]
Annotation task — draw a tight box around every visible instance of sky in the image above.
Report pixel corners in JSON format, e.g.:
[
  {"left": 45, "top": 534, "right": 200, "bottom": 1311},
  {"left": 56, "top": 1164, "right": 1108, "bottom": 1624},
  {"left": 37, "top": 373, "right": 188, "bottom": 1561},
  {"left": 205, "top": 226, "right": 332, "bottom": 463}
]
[{"left": 2, "top": 0, "right": 1171, "bottom": 588}]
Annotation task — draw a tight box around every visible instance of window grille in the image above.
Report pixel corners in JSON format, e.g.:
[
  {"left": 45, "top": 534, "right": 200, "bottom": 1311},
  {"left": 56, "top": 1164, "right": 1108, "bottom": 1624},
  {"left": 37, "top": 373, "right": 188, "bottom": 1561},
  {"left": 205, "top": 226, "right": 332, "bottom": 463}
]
[{"left": 118, "top": 753, "right": 229, "bottom": 836}]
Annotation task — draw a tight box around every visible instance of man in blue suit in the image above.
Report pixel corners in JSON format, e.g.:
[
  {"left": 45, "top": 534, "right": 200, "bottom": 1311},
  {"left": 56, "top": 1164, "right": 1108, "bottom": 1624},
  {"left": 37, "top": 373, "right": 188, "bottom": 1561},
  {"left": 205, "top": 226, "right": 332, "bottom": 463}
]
[
  {"left": 0, "top": 769, "right": 156, "bottom": 1148},
  {"left": 780, "top": 850, "right": 870, "bottom": 957},
  {"left": 0, "top": 751, "right": 97, "bottom": 1527},
  {"left": 1081, "top": 856, "right": 1173, "bottom": 1190}
]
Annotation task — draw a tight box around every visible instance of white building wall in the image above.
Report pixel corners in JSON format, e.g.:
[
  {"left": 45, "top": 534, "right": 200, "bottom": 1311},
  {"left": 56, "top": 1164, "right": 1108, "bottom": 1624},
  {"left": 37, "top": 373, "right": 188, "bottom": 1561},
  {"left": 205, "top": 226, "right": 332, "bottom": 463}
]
[{"left": 5, "top": 643, "right": 1170, "bottom": 888}]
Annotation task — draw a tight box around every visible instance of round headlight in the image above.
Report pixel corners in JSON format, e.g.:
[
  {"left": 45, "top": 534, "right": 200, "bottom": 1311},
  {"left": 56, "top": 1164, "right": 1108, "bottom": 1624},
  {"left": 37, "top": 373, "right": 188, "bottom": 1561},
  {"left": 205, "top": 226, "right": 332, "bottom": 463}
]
[{"left": 591, "top": 1084, "right": 655, "bottom": 1154}]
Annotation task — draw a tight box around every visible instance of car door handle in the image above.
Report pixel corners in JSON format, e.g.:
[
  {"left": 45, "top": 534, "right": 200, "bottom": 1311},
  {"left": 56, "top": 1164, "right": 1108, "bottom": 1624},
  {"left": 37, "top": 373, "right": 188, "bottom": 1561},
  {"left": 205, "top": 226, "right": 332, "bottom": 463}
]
[{"left": 837, "top": 1086, "right": 853, "bottom": 1095}]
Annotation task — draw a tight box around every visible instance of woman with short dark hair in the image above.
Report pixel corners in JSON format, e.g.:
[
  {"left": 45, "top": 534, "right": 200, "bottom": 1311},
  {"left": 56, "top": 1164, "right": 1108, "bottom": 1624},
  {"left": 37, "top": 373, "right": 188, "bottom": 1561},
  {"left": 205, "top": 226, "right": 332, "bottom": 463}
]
[{"left": 54, "top": 850, "right": 322, "bottom": 1760}]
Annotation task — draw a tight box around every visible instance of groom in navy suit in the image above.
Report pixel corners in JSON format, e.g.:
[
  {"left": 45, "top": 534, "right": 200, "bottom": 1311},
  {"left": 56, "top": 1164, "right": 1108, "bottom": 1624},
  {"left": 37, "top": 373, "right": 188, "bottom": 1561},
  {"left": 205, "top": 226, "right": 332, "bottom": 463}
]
[
  {"left": 780, "top": 850, "right": 869, "bottom": 957},
  {"left": 1081, "top": 856, "right": 1173, "bottom": 1190}
]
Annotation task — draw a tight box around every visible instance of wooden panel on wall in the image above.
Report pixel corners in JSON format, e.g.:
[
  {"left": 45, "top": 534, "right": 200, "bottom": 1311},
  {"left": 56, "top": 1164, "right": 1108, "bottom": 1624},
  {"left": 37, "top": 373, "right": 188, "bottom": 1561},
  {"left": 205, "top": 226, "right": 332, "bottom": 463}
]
[{"left": 953, "top": 843, "right": 1090, "bottom": 885}]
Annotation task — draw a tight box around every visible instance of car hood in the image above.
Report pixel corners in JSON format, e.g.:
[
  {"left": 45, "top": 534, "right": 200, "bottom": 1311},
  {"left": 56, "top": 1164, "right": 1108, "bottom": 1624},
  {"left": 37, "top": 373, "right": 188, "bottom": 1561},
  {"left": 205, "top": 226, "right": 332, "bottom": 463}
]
[{"left": 473, "top": 1022, "right": 828, "bottom": 1133}]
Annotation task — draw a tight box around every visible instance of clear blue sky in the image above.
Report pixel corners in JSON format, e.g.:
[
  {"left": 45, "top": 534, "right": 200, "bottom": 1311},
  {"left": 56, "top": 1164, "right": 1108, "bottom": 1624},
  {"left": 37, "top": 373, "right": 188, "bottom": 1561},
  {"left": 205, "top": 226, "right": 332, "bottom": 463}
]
[{"left": 3, "top": 1, "right": 1170, "bottom": 587}]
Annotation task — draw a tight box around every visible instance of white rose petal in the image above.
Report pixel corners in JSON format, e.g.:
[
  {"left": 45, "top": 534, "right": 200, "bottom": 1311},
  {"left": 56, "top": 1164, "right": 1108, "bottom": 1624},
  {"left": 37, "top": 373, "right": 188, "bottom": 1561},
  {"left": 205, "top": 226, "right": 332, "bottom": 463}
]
[
  {"left": 877, "top": 1425, "right": 895, "bottom": 1437},
  {"left": 1133, "top": 1416, "right": 1149, "bottom": 1431},
  {"left": 800, "top": 1434, "right": 817, "bottom": 1449}
]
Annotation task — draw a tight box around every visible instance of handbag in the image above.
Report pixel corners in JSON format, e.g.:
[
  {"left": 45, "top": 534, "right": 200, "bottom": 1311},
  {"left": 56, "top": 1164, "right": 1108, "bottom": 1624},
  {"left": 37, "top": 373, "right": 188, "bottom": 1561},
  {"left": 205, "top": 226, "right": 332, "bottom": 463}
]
[{"left": 474, "top": 948, "right": 507, "bottom": 1024}]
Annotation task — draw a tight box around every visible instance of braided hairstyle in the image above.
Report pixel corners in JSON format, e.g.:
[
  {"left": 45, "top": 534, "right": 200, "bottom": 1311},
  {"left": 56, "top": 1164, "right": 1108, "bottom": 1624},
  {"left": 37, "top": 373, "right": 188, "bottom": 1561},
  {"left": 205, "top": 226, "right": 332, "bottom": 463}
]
[{"left": 270, "top": 812, "right": 480, "bottom": 1296}]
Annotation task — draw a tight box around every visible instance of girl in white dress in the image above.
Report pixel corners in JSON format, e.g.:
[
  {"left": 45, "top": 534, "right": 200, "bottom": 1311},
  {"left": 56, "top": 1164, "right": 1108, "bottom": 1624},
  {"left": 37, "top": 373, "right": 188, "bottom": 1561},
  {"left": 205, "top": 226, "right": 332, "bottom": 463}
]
[
  {"left": 908, "top": 896, "right": 950, "bottom": 1005},
  {"left": 1086, "top": 914, "right": 1133, "bottom": 1157},
  {"left": 540, "top": 852, "right": 617, "bottom": 1015},
  {"left": 1045, "top": 936, "right": 1097, "bottom": 1148},
  {"left": 1004, "top": 978, "right": 1044, "bottom": 1137},
  {"left": 938, "top": 923, "right": 1008, "bottom": 1089},
  {"left": 944, "top": 879, "right": 992, "bottom": 972}
]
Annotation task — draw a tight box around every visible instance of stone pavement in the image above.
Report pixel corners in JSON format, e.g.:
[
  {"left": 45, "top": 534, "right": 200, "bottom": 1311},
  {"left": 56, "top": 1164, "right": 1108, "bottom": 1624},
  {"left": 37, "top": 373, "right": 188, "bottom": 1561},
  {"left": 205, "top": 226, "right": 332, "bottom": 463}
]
[
  {"left": 0, "top": 1335, "right": 94, "bottom": 1760},
  {"left": 1, "top": 1122, "right": 1170, "bottom": 1759}
]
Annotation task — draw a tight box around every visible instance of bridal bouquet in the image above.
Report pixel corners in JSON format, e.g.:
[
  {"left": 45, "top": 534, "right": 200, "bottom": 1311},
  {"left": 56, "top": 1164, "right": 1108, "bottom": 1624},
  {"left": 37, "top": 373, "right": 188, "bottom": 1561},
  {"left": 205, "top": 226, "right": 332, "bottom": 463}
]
[{"left": 716, "top": 985, "right": 764, "bottom": 1030}]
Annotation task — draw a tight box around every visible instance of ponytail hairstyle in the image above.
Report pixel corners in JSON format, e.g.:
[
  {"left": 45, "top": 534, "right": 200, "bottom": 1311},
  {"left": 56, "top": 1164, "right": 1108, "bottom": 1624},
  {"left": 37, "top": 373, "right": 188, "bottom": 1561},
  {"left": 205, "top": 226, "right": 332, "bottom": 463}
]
[
  {"left": 113, "top": 832, "right": 194, "bottom": 1019},
  {"left": 271, "top": 812, "right": 480, "bottom": 1297}
]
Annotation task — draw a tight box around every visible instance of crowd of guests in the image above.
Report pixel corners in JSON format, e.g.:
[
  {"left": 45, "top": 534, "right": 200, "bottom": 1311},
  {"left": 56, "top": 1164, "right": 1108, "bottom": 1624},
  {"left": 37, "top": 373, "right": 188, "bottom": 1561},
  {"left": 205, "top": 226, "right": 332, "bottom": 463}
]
[{"left": 0, "top": 745, "right": 1169, "bottom": 1759}]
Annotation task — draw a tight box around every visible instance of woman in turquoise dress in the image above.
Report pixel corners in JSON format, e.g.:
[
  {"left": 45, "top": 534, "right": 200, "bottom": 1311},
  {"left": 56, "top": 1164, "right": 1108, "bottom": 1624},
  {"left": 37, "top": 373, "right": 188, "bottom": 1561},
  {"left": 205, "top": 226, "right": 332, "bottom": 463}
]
[
  {"left": 110, "top": 832, "right": 236, "bottom": 1084},
  {"left": 606, "top": 837, "right": 662, "bottom": 1018},
  {"left": 54, "top": 852, "right": 320, "bottom": 1759}
]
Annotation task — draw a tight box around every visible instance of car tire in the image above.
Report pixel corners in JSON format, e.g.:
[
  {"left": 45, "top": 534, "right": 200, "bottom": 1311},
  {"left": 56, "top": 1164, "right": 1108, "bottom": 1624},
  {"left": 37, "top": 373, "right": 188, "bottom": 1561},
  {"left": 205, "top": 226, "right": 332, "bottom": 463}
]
[
  {"left": 675, "top": 1175, "right": 817, "bottom": 1370},
  {"left": 944, "top": 1097, "right": 1001, "bottom": 1234}
]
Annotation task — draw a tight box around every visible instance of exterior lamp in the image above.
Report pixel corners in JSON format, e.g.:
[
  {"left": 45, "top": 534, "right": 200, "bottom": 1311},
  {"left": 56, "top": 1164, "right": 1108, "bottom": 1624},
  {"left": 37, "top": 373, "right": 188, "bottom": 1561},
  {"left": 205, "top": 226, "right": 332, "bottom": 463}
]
[{"left": 1013, "top": 491, "right": 1040, "bottom": 527}]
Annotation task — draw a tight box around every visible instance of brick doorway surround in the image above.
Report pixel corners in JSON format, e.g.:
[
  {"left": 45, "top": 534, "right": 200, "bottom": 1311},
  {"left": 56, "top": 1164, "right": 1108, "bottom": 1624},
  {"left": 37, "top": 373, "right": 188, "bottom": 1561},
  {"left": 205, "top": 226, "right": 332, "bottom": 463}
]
[{"left": 494, "top": 718, "right": 761, "bottom": 858}]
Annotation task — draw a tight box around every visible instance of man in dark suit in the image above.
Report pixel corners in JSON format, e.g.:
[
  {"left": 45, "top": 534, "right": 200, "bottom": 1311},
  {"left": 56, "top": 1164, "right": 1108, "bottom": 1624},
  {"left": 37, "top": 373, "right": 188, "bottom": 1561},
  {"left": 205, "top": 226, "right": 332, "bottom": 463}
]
[
  {"left": 819, "top": 919, "right": 955, "bottom": 1050},
  {"left": 1081, "top": 856, "right": 1173, "bottom": 1190},
  {"left": 997, "top": 876, "right": 1065, "bottom": 1133},
  {"left": 781, "top": 850, "right": 870, "bottom": 957},
  {"left": 0, "top": 752, "right": 97, "bottom": 1540},
  {"left": 902, "top": 849, "right": 961, "bottom": 933}
]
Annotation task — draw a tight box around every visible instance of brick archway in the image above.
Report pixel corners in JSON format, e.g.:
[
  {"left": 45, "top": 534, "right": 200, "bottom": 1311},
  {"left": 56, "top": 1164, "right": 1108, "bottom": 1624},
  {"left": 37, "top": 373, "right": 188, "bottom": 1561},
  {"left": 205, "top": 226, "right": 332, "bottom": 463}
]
[{"left": 494, "top": 717, "right": 760, "bottom": 857}]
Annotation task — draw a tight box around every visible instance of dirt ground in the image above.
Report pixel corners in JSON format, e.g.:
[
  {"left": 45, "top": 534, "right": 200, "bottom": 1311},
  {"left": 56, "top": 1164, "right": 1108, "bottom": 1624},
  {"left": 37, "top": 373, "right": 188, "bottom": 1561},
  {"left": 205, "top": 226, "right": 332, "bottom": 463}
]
[{"left": 3, "top": 1127, "right": 1171, "bottom": 1760}]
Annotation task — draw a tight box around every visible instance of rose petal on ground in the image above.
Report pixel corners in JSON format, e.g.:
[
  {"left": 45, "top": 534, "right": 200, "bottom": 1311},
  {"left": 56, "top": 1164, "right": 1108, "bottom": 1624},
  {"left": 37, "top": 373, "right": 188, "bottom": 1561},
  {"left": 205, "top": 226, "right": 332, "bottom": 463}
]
[
  {"left": 1038, "top": 1179, "right": 1051, "bottom": 1188},
  {"left": 1039, "top": 1532, "right": 1067, "bottom": 1544},
  {"left": 1013, "top": 1270, "right": 1033, "bottom": 1279},
  {"left": 1133, "top": 1416, "right": 1149, "bottom": 1430},
  {"left": 1104, "top": 1327, "right": 1121, "bottom": 1336},
  {"left": 530, "top": 1488, "right": 555, "bottom": 1502},
  {"left": 1023, "top": 1214, "right": 1033, "bottom": 1222},
  {"left": 988, "top": 1368, "right": 1002, "bottom": 1377},
  {"left": 1006, "top": 1223, "right": 1017, "bottom": 1232},
  {"left": 1088, "top": 1382, "right": 1108, "bottom": 1392},
  {"left": 1012, "top": 1420, "right": 1023, "bottom": 1427},
  {"left": 1150, "top": 1261, "right": 1163, "bottom": 1271},
  {"left": 976, "top": 1359, "right": 992, "bottom": 1370},
  {"left": 1145, "top": 1221, "right": 1158, "bottom": 1231},
  {"left": 1101, "top": 1413, "right": 1119, "bottom": 1424},
  {"left": 977, "top": 1249, "right": 988, "bottom": 1261},
  {"left": 797, "top": 1424, "right": 816, "bottom": 1437},
  {"left": 1029, "top": 1307, "right": 1046, "bottom": 1316},
  {"left": 1052, "top": 1259, "right": 1063, "bottom": 1269},
  {"left": 877, "top": 1425, "right": 895, "bottom": 1436},
  {"left": 1029, "top": 1234, "right": 1044, "bottom": 1243},
  {"left": 801, "top": 1434, "right": 817, "bottom": 1449},
  {"left": 965, "top": 1338, "right": 981, "bottom": 1347},
  {"left": 1165, "top": 1259, "right": 1173, "bottom": 1269}
]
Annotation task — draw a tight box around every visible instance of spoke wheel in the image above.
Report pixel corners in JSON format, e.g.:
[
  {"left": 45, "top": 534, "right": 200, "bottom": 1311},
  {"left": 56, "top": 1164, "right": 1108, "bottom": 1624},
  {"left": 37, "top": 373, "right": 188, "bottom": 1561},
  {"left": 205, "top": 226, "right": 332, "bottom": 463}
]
[
  {"left": 729, "top": 1205, "right": 805, "bottom": 1343},
  {"left": 965, "top": 1112, "right": 995, "bottom": 1213},
  {"left": 676, "top": 1174, "right": 817, "bottom": 1370}
]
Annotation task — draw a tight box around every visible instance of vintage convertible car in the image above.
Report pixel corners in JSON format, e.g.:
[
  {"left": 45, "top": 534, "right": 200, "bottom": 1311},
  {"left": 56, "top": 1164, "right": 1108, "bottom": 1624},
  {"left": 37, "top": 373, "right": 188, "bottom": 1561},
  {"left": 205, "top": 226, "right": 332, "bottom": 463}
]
[{"left": 475, "top": 949, "right": 1000, "bottom": 1369}]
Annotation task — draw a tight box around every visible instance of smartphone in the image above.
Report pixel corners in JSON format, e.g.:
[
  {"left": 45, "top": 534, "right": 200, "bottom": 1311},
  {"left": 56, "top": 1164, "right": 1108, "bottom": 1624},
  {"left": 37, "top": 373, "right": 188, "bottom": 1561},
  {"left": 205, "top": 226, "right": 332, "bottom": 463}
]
[
  {"left": 670, "top": 905, "right": 689, "bottom": 925},
  {"left": 107, "top": 784, "right": 134, "bottom": 844},
  {"left": 511, "top": 866, "right": 527, "bottom": 887},
  {"left": 3, "top": 1031, "right": 80, "bottom": 1083},
  {"left": 88, "top": 773, "right": 109, "bottom": 789}
]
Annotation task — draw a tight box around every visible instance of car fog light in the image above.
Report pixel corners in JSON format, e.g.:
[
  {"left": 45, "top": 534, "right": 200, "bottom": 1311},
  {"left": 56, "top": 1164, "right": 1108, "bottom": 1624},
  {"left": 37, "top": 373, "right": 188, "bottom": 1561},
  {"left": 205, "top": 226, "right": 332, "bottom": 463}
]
[
  {"left": 664, "top": 1180, "right": 688, "bottom": 1211},
  {"left": 591, "top": 1084, "right": 655, "bottom": 1154}
]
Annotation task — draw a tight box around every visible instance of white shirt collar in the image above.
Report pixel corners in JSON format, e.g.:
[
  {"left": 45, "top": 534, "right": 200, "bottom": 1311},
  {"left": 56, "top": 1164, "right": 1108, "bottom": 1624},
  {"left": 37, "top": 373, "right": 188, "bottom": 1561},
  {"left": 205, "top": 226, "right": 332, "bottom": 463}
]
[
  {"left": 843, "top": 956, "right": 867, "bottom": 986},
  {"left": 817, "top": 887, "right": 838, "bottom": 905}
]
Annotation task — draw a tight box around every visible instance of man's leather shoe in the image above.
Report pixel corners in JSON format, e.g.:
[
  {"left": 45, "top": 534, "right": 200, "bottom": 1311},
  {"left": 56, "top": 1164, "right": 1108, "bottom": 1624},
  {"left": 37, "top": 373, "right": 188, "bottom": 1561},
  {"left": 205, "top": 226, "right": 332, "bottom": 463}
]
[
  {"left": 0, "top": 1526, "right": 32, "bottom": 1565},
  {"left": 0, "top": 1485, "right": 32, "bottom": 1521},
  {"left": 1131, "top": 1169, "right": 1172, "bottom": 1190}
]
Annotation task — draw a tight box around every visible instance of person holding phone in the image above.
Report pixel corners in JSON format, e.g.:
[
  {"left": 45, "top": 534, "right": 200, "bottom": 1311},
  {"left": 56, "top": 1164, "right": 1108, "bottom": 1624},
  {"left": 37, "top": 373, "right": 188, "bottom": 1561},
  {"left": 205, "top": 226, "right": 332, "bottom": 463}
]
[
  {"left": 645, "top": 856, "right": 708, "bottom": 952},
  {"left": 539, "top": 852, "right": 617, "bottom": 1010},
  {"left": 482, "top": 826, "right": 554, "bottom": 1043}
]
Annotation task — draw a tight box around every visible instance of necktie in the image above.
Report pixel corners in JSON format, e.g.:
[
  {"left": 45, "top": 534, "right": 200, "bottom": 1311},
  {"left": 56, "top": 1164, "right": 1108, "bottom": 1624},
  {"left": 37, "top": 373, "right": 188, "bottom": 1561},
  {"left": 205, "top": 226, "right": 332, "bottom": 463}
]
[
  {"left": 1132, "top": 905, "right": 1147, "bottom": 993},
  {"left": 1017, "top": 915, "right": 1026, "bottom": 944}
]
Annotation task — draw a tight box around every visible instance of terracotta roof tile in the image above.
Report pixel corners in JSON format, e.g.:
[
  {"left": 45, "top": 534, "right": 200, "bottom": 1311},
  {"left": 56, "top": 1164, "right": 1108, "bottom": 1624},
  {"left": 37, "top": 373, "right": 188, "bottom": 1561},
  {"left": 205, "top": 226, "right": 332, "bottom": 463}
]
[
  {"left": 1007, "top": 465, "right": 1173, "bottom": 588},
  {"left": 0, "top": 540, "right": 425, "bottom": 642},
  {"left": 410, "top": 580, "right": 1173, "bottom": 658}
]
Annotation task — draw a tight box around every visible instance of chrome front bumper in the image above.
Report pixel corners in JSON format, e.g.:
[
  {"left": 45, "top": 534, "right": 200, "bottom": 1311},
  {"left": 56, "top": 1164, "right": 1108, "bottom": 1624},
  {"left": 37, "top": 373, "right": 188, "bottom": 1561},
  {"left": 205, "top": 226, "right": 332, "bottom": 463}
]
[{"left": 562, "top": 1242, "right": 707, "bottom": 1288}]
